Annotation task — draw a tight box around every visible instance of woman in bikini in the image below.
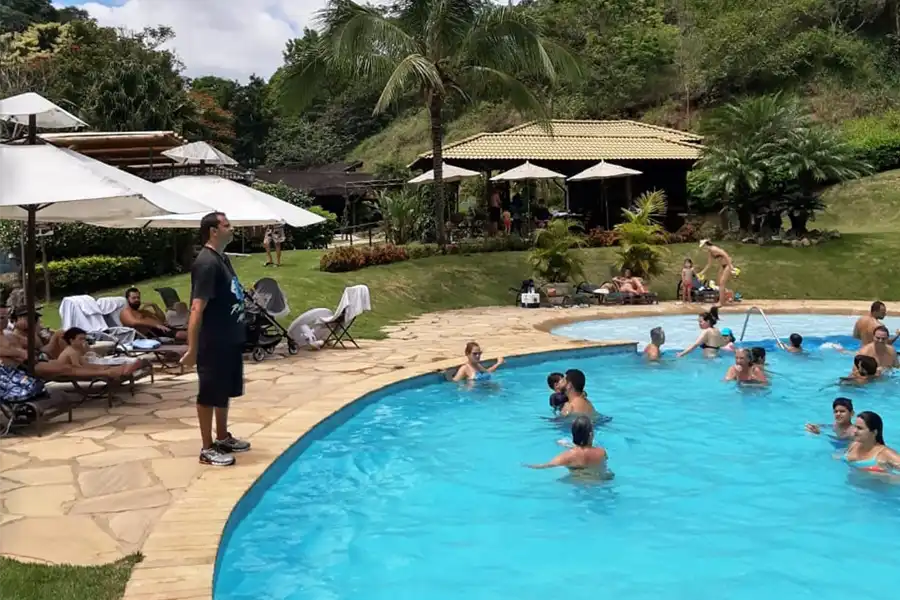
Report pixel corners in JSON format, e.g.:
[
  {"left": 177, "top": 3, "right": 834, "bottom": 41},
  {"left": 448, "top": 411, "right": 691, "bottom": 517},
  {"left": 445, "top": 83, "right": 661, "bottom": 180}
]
[
  {"left": 698, "top": 240, "right": 735, "bottom": 304},
  {"left": 677, "top": 306, "right": 726, "bottom": 358},
  {"left": 452, "top": 341, "right": 504, "bottom": 382},
  {"left": 613, "top": 268, "right": 648, "bottom": 295},
  {"left": 840, "top": 411, "right": 900, "bottom": 474}
]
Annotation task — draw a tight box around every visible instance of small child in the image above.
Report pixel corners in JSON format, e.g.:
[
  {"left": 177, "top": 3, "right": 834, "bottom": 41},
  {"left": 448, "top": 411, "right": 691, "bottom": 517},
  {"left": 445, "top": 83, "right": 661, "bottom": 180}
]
[
  {"left": 547, "top": 372, "right": 568, "bottom": 412},
  {"left": 644, "top": 327, "right": 665, "bottom": 361},
  {"left": 750, "top": 346, "right": 766, "bottom": 367},
  {"left": 786, "top": 333, "right": 803, "bottom": 353},
  {"left": 680, "top": 258, "right": 695, "bottom": 303},
  {"left": 502, "top": 210, "right": 512, "bottom": 234}
]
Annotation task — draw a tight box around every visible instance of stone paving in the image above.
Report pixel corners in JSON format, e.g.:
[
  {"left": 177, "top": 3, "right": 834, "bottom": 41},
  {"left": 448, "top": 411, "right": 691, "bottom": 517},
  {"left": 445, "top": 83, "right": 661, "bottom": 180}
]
[{"left": 0, "top": 300, "right": 871, "bottom": 598}]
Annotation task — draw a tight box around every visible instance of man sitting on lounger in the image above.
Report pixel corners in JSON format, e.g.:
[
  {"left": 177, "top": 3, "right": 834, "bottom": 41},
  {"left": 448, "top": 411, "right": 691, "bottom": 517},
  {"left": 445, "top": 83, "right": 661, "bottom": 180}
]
[
  {"left": 0, "top": 316, "right": 139, "bottom": 380},
  {"left": 121, "top": 287, "right": 187, "bottom": 341},
  {"left": 5, "top": 307, "right": 67, "bottom": 360}
]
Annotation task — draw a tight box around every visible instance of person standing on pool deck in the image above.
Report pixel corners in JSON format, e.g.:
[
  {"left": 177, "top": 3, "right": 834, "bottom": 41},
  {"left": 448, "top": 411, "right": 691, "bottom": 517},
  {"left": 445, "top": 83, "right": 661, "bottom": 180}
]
[
  {"left": 697, "top": 240, "right": 735, "bottom": 304},
  {"left": 181, "top": 212, "right": 251, "bottom": 467}
]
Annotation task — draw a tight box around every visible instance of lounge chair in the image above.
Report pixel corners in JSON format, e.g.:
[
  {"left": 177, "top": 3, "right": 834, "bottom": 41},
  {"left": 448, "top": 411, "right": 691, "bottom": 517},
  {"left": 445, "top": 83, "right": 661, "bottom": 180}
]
[
  {"left": 102, "top": 311, "right": 188, "bottom": 369},
  {"left": 155, "top": 287, "right": 181, "bottom": 310},
  {"left": 47, "top": 360, "right": 154, "bottom": 408},
  {"left": 287, "top": 285, "right": 371, "bottom": 349},
  {"left": 1, "top": 388, "right": 73, "bottom": 437}
]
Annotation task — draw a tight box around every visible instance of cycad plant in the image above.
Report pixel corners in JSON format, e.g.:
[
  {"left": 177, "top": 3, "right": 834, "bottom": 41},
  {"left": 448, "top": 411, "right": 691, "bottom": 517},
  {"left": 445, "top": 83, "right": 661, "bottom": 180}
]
[
  {"left": 614, "top": 190, "right": 669, "bottom": 278},
  {"left": 377, "top": 187, "right": 427, "bottom": 245},
  {"left": 528, "top": 219, "right": 585, "bottom": 283},
  {"left": 281, "top": 0, "right": 578, "bottom": 245}
]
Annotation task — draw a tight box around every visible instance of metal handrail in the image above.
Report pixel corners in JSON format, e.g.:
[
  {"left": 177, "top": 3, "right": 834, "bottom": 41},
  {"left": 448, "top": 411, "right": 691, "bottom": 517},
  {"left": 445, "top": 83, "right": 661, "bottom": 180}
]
[{"left": 738, "top": 306, "right": 785, "bottom": 349}]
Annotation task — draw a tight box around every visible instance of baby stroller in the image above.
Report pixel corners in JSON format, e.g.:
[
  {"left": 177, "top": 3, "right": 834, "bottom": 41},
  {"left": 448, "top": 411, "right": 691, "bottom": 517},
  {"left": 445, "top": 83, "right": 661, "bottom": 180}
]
[{"left": 243, "top": 278, "right": 299, "bottom": 361}]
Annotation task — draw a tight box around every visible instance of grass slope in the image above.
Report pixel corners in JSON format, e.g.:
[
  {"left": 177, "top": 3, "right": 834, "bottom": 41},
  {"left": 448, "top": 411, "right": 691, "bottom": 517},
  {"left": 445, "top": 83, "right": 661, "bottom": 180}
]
[
  {"left": 816, "top": 169, "right": 900, "bottom": 233},
  {"left": 0, "top": 554, "right": 141, "bottom": 600},
  {"left": 37, "top": 232, "right": 900, "bottom": 336}
]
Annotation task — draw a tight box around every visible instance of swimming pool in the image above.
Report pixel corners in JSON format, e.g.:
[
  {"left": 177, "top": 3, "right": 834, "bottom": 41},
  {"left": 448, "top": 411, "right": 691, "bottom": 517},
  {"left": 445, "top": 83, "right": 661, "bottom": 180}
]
[{"left": 215, "top": 316, "right": 900, "bottom": 600}]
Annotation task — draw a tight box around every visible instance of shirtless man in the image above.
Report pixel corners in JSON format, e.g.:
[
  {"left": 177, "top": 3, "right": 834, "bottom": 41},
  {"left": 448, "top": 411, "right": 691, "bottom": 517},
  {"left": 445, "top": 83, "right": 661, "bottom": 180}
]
[
  {"left": 852, "top": 301, "right": 900, "bottom": 346},
  {"left": 559, "top": 369, "right": 596, "bottom": 418},
  {"left": 698, "top": 240, "right": 735, "bottom": 304},
  {"left": 644, "top": 327, "right": 665, "bottom": 361},
  {"left": 725, "top": 348, "right": 768, "bottom": 384},
  {"left": 6, "top": 307, "right": 67, "bottom": 359},
  {"left": 526, "top": 415, "right": 612, "bottom": 479},
  {"left": 857, "top": 325, "right": 899, "bottom": 370},
  {"left": 120, "top": 287, "right": 187, "bottom": 341},
  {"left": 57, "top": 327, "right": 143, "bottom": 373}
]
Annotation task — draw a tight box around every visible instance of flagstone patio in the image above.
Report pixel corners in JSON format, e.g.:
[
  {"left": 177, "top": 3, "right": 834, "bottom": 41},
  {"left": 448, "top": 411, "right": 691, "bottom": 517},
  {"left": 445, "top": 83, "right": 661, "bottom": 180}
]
[{"left": 0, "top": 300, "right": 869, "bottom": 599}]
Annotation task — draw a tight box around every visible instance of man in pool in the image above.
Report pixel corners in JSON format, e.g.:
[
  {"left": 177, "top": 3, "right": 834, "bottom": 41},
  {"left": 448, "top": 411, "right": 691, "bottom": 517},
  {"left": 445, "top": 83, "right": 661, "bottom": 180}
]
[
  {"left": 857, "top": 325, "right": 899, "bottom": 370},
  {"left": 852, "top": 301, "right": 900, "bottom": 346},
  {"left": 644, "top": 327, "right": 665, "bottom": 361},
  {"left": 525, "top": 415, "right": 612, "bottom": 478},
  {"left": 786, "top": 333, "right": 803, "bottom": 353},
  {"left": 724, "top": 349, "right": 767, "bottom": 384},
  {"left": 805, "top": 397, "right": 856, "bottom": 443},
  {"left": 559, "top": 369, "right": 596, "bottom": 418}
]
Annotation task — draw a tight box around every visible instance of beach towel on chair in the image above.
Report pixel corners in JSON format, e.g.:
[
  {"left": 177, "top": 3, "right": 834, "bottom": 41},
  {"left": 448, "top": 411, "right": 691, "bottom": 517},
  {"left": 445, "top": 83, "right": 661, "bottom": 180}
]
[{"left": 332, "top": 285, "right": 371, "bottom": 324}]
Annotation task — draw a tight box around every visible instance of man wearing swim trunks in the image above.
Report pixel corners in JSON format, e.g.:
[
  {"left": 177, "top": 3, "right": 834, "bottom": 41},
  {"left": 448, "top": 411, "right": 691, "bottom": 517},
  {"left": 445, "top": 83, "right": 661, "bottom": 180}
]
[
  {"left": 698, "top": 240, "right": 734, "bottom": 304},
  {"left": 264, "top": 223, "right": 286, "bottom": 267},
  {"left": 182, "top": 212, "right": 251, "bottom": 467}
]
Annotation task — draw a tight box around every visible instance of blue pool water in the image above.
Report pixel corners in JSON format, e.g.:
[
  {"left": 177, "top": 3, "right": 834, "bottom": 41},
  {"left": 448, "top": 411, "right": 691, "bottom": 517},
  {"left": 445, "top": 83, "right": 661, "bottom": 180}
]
[{"left": 215, "top": 316, "right": 900, "bottom": 600}]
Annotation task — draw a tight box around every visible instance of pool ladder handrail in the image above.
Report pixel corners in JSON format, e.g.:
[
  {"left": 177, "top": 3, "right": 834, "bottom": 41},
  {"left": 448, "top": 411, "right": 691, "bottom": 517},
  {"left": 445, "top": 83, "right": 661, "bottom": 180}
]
[{"left": 738, "top": 306, "right": 786, "bottom": 349}]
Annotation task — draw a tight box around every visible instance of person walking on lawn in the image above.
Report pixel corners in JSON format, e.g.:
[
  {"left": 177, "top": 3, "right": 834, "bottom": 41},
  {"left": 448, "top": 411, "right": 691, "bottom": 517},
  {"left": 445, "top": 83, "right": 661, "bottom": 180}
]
[{"left": 182, "top": 211, "right": 251, "bottom": 466}]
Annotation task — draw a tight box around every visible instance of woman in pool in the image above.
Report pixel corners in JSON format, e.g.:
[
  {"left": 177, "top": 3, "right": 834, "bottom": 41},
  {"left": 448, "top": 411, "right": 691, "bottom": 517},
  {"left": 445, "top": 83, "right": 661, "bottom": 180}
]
[
  {"left": 720, "top": 328, "right": 737, "bottom": 353},
  {"left": 806, "top": 397, "right": 856, "bottom": 444},
  {"left": 841, "top": 411, "right": 900, "bottom": 473},
  {"left": 677, "top": 306, "right": 725, "bottom": 358},
  {"left": 724, "top": 348, "right": 768, "bottom": 384},
  {"left": 526, "top": 415, "right": 613, "bottom": 478},
  {"left": 452, "top": 342, "right": 504, "bottom": 382}
]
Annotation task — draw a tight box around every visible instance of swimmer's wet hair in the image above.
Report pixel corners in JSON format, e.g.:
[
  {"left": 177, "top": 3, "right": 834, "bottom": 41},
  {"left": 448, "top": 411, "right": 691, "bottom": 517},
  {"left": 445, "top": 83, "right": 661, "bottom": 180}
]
[
  {"left": 789, "top": 333, "right": 803, "bottom": 347},
  {"left": 833, "top": 397, "right": 853, "bottom": 412},
  {"left": 700, "top": 306, "right": 720, "bottom": 326},
  {"left": 857, "top": 411, "right": 885, "bottom": 444},
  {"left": 874, "top": 325, "right": 889, "bottom": 336},
  {"left": 650, "top": 327, "right": 664, "bottom": 343},
  {"left": 750, "top": 347, "right": 766, "bottom": 364},
  {"left": 465, "top": 341, "right": 480, "bottom": 355},
  {"left": 547, "top": 372, "right": 564, "bottom": 390},
  {"left": 571, "top": 415, "right": 593, "bottom": 447},
  {"left": 854, "top": 354, "right": 878, "bottom": 376},
  {"left": 565, "top": 368, "right": 586, "bottom": 393},
  {"left": 871, "top": 301, "right": 885, "bottom": 313}
]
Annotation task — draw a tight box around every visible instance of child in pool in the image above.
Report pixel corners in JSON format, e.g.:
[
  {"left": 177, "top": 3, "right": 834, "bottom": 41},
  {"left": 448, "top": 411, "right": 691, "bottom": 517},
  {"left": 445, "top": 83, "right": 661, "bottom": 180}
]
[
  {"left": 840, "top": 354, "right": 881, "bottom": 386},
  {"left": 806, "top": 397, "right": 856, "bottom": 443},
  {"left": 452, "top": 341, "right": 504, "bottom": 382},
  {"left": 785, "top": 333, "right": 803, "bottom": 353},
  {"left": 547, "top": 372, "right": 568, "bottom": 413},
  {"left": 644, "top": 327, "right": 665, "bottom": 361}
]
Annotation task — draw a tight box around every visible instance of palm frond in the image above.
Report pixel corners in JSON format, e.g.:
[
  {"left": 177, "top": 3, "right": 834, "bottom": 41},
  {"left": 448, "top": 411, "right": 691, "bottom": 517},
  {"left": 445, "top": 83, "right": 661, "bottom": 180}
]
[
  {"left": 374, "top": 54, "right": 444, "bottom": 113},
  {"left": 320, "top": 0, "right": 419, "bottom": 65},
  {"left": 277, "top": 42, "right": 333, "bottom": 112},
  {"left": 463, "top": 66, "right": 547, "bottom": 117}
]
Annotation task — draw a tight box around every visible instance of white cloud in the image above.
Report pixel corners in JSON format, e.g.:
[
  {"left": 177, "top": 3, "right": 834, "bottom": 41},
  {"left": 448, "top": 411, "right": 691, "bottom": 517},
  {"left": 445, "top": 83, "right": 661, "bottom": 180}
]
[{"left": 62, "top": 0, "right": 332, "bottom": 82}]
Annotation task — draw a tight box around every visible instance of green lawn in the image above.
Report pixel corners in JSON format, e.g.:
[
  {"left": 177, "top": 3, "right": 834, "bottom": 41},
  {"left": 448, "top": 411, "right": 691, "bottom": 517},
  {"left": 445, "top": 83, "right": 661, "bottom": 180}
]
[
  {"left": 817, "top": 169, "right": 900, "bottom": 233},
  {"left": 0, "top": 554, "right": 141, "bottom": 600}
]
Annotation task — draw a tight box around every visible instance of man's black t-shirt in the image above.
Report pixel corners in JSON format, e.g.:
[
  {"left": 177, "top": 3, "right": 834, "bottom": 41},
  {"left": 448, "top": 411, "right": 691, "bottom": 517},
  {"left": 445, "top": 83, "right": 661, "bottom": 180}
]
[{"left": 190, "top": 246, "right": 246, "bottom": 348}]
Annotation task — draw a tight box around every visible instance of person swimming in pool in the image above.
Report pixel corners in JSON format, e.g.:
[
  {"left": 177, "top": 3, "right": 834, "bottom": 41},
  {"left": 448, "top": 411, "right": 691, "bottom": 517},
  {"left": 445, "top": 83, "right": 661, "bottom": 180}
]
[
  {"left": 841, "top": 354, "right": 881, "bottom": 386},
  {"left": 452, "top": 341, "right": 504, "bottom": 382},
  {"left": 677, "top": 306, "right": 726, "bottom": 358},
  {"left": 806, "top": 397, "right": 857, "bottom": 443},
  {"left": 841, "top": 411, "right": 900, "bottom": 474},
  {"left": 547, "top": 372, "right": 568, "bottom": 413},
  {"left": 857, "top": 325, "right": 899, "bottom": 371},
  {"left": 785, "top": 333, "right": 804, "bottom": 353},
  {"left": 644, "top": 327, "right": 665, "bottom": 361},
  {"left": 724, "top": 348, "right": 768, "bottom": 384},
  {"left": 750, "top": 346, "right": 767, "bottom": 369},
  {"left": 525, "top": 415, "right": 613, "bottom": 479},
  {"left": 719, "top": 328, "right": 737, "bottom": 353},
  {"left": 559, "top": 369, "right": 596, "bottom": 418}
]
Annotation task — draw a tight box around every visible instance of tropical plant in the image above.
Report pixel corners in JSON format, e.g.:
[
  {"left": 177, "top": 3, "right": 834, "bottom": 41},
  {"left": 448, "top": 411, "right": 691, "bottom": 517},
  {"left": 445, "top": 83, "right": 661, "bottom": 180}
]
[
  {"left": 613, "top": 190, "right": 669, "bottom": 278},
  {"left": 281, "top": 0, "right": 579, "bottom": 245},
  {"left": 377, "top": 187, "right": 428, "bottom": 245},
  {"left": 527, "top": 219, "right": 585, "bottom": 283},
  {"left": 694, "top": 94, "right": 870, "bottom": 234}
]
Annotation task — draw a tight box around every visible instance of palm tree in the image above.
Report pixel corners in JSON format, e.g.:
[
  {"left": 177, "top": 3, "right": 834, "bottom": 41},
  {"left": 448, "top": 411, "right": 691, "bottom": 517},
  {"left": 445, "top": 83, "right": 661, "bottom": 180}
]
[
  {"left": 281, "top": 0, "right": 578, "bottom": 245},
  {"left": 528, "top": 218, "right": 586, "bottom": 283},
  {"left": 614, "top": 190, "right": 669, "bottom": 277}
]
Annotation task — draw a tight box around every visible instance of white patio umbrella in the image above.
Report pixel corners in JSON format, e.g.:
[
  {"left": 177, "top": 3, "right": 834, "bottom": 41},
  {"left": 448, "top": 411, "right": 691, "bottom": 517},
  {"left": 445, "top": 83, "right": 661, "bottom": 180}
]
[
  {"left": 567, "top": 161, "right": 643, "bottom": 229},
  {"left": 490, "top": 161, "right": 565, "bottom": 181},
  {"left": 408, "top": 163, "right": 481, "bottom": 184},
  {"left": 162, "top": 141, "right": 238, "bottom": 166},
  {"left": 567, "top": 161, "right": 642, "bottom": 182},
  {"left": 0, "top": 144, "right": 193, "bottom": 368},
  {"left": 0, "top": 92, "right": 87, "bottom": 131},
  {"left": 141, "top": 175, "right": 325, "bottom": 228}
]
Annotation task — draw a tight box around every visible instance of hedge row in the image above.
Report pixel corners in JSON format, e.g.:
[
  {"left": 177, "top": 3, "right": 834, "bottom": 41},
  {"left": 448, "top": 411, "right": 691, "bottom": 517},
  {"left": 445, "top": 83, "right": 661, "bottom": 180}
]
[{"left": 33, "top": 255, "right": 145, "bottom": 296}]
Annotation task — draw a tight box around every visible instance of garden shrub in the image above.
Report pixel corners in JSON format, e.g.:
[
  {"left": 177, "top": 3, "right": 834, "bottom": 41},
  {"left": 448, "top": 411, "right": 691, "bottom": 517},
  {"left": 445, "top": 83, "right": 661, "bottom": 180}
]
[
  {"left": 319, "top": 246, "right": 368, "bottom": 272},
  {"left": 586, "top": 228, "right": 620, "bottom": 247},
  {"left": 674, "top": 222, "right": 700, "bottom": 243},
  {"left": 405, "top": 242, "right": 441, "bottom": 259},
  {"left": 361, "top": 244, "right": 408, "bottom": 266},
  {"left": 35, "top": 255, "right": 144, "bottom": 295},
  {"left": 842, "top": 111, "right": 900, "bottom": 172}
]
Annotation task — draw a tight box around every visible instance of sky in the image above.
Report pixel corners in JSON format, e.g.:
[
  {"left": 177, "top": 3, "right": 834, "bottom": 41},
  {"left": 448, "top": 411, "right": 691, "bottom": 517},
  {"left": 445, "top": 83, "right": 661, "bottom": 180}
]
[{"left": 53, "top": 0, "right": 343, "bottom": 81}]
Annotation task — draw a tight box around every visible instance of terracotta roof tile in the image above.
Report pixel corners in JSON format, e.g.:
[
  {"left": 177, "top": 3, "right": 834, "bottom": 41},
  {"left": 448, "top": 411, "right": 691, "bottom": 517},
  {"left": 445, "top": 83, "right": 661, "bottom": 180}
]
[{"left": 503, "top": 120, "right": 702, "bottom": 142}]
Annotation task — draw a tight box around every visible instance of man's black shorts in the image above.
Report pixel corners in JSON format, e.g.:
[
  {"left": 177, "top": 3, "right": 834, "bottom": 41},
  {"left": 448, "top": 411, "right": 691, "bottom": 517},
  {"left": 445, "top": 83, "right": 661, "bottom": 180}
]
[{"left": 197, "top": 343, "right": 244, "bottom": 408}]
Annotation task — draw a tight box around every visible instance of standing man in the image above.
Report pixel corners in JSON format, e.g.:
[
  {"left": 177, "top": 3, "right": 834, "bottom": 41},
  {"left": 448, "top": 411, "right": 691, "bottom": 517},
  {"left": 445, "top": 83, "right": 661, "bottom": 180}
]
[
  {"left": 263, "top": 223, "right": 285, "bottom": 267},
  {"left": 182, "top": 212, "right": 251, "bottom": 467},
  {"left": 853, "top": 301, "right": 900, "bottom": 346}
]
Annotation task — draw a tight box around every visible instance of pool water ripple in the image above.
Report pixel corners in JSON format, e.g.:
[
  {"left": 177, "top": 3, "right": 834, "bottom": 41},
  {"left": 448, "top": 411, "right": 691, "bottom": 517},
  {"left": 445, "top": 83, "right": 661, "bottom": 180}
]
[{"left": 216, "top": 315, "right": 900, "bottom": 600}]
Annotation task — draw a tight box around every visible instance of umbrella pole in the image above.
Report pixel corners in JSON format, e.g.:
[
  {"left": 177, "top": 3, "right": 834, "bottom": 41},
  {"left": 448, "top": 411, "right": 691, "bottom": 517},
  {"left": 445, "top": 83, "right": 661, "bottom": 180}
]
[{"left": 25, "top": 207, "right": 37, "bottom": 373}]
